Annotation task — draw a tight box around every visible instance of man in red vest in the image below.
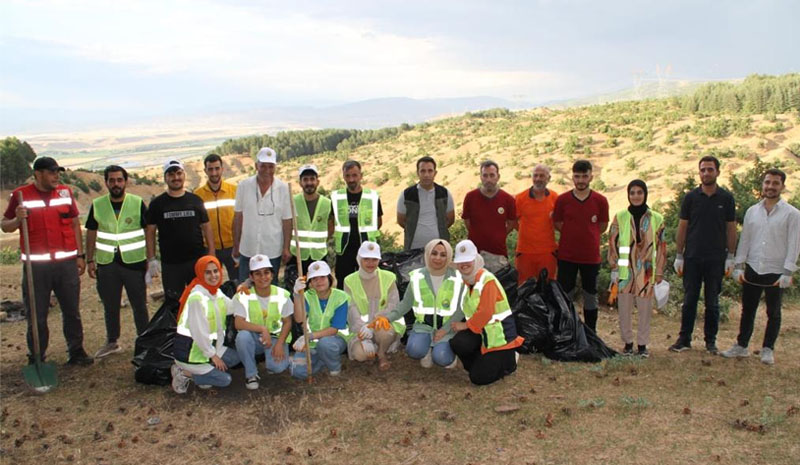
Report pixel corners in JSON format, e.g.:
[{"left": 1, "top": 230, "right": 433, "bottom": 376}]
[{"left": 2, "top": 157, "right": 93, "bottom": 366}]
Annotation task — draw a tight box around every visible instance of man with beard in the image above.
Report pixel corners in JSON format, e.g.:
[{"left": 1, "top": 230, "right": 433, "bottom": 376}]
[
  {"left": 461, "top": 160, "right": 516, "bottom": 271},
  {"left": 721, "top": 169, "right": 798, "bottom": 365},
  {"left": 331, "top": 160, "right": 383, "bottom": 289},
  {"left": 670, "top": 155, "right": 737, "bottom": 354},
  {"left": 195, "top": 154, "right": 238, "bottom": 281},
  {"left": 397, "top": 156, "right": 455, "bottom": 251},
  {"left": 515, "top": 164, "right": 559, "bottom": 285},
  {"left": 290, "top": 164, "right": 333, "bottom": 275},
  {"left": 553, "top": 160, "right": 609, "bottom": 333},
  {"left": 85, "top": 165, "right": 150, "bottom": 358},
  {"left": 146, "top": 158, "right": 215, "bottom": 300}
]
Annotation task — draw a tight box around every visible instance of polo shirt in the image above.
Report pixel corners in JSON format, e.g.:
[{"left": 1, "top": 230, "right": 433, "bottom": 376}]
[
  {"left": 515, "top": 188, "right": 558, "bottom": 254},
  {"left": 461, "top": 188, "right": 516, "bottom": 256},
  {"left": 679, "top": 186, "right": 735, "bottom": 260},
  {"left": 396, "top": 184, "right": 455, "bottom": 250},
  {"left": 553, "top": 190, "right": 609, "bottom": 264},
  {"left": 234, "top": 176, "right": 292, "bottom": 258}
]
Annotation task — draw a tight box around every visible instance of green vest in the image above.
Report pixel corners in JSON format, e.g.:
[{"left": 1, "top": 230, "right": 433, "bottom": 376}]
[
  {"left": 291, "top": 194, "right": 331, "bottom": 260},
  {"left": 92, "top": 194, "right": 146, "bottom": 265},
  {"left": 235, "top": 285, "right": 292, "bottom": 342},
  {"left": 344, "top": 269, "right": 405, "bottom": 338},
  {"left": 331, "top": 188, "right": 380, "bottom": 254},
  {"left": 305, "top": 288, "right": 350, "bottom": 347},
  {"left": 615, "top": 209, "right": 663, "bottom": 281},
  {"left": 408, "top": 268, "right": 462, "bottom": 329},
  {"left": 402, "top": 183, "right": 450, "bottom": 250},
  {"left": 461, "top": 271, "right": 514, "bottom": 350},
  {"left": 176, "top": 290, "right": 228, "bottom": 364}
]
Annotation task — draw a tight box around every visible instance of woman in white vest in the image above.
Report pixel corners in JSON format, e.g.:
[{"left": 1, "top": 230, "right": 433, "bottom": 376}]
[
  {"left": 232, "top": 254, "right": 293, "bottom": 391},
  {"left": 171, "top": 256, "right": 241, "bottom": 394},
  {"left": 608, "top": 179, "right": 666, "bottom": 358},
  {"left": 343, "top": 241, "right": 403, "bottom": 371},
  {"left": 291, "top": 261, "right": 350, "bottom": 378},
  {"left": 384, "top": 239, "right": 463, "bottom": 368}
]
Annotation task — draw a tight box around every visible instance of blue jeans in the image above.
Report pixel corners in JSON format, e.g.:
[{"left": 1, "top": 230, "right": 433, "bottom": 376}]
[
  {"left": 291, "top": 335, "right": 346, "bottom": 379},
  {"left": 191, "top": 348, "right": 241, "bottom": 387},
  {"left": 235, "top": 331, "right": 291, "bottom": 377},
  {"left": 238, "top": 254, "right": 282, "bottom": 283},
  {"left": 405, "top": 331, "right": 456, "bottom": 367},
  {"left": 678, "top": 256, "right": 725, "bottom": 345}
]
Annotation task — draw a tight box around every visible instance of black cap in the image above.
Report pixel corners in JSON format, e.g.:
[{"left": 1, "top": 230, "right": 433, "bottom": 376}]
[{"left": 32, "top": 157, "right": 65, "bottom": 172}]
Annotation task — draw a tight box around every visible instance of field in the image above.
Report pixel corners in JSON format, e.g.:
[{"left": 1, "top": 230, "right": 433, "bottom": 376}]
[{"left": 1, "top": 264, "right": 798, "bottom": 465}]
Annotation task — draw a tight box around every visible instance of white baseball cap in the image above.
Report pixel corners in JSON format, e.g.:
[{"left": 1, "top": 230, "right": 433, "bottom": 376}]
[
  {"left": 249, "top": 254, "right": 272, "bottom": 272},
  {"left": 163, "top": 158, "right": 185, "bottom": 174},
  {"left": 307, "top": 261, "right": 332, "bottom": 280},
  {"left": 453, "top": 240, "right": 478, "bottom": 264},
  {"left": 256, "top": 147, "right": 277, "bottom": 164},
  {"left": 357, "top": 241, "right": 381, "bottom": 260},
  {"left": 298, "top": 164, "right": 319, "bottom": 178}
]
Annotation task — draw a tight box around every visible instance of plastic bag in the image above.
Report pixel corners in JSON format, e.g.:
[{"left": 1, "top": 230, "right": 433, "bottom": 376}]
[
  {"left": 494, "top": 265, "right": 519, "bottom": 308},
  {"left": 654, "top": 280, "right": 670, "bottom": 310},
  {"left": 512, "top": 276, "right": 552, "bottom": 354},
  {"left": 380, "top": 248, "right": 425, "bottom": 342},
  {"left": 132, "top": 297, "right": 180, "bottom": 386}
]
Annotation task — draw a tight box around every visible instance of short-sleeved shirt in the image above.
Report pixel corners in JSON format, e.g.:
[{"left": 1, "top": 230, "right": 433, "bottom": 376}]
[
  {"left": 234, "top": 176, "right": 293, "bottom": 258},
  {"left": 461, "top": 189, "right": 516, "bottom": 256},
  {"left": 146, "top": 192, "right": 209, "bottom": 264},
  {"left": 86, "top": 198, "right": 148, "bottom": 270},
  {"left": 553, "top": 190, "right": 609, "bottom": 264},
  {"left": 515, "top": 188, "right": 558, "bottom": 254},
  {"left": 305, "top": 298, "right": 348, "bottom": 330},
  {"left": 232, "top": 291, "right": 294, "bottom": 320},
  {"left": 679, "top": 186, "right": 736, "bottom": 260},
  {"left": 396, "top": 184, "right": 455, "bottom": 249}
]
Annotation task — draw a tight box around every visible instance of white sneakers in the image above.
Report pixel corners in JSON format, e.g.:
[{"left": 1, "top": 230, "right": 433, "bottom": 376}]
[
  {"left": 94, "top": 342, "right": 123, "bottom": 359},
  {"left": 420, "top": 349, "right": 433, "bottom": 368},
  {"left": 721, "top": 344, "right": 750, "bottom": 358},
  {"left": 760, "top": 347, "right": 775, "bottom": 365},
  {"left": 245, "top": 375, "right": 260, "bottom": 390}
]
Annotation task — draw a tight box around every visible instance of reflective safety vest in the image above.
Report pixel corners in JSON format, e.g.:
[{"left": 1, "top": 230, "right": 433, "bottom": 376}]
[
  {"left": 330, "top": 188, "right": 380, "bottom": 254},
  {"left": 235, "top": 285, "right": 293, "bottom": 342},
  {"left": 461, "top": 270, "right": 516, "bottom": 350},
  {"left": 175, "top": 289, "right": 228, "bottom": 364},
  {"left": 290, "top": 194, "right": 331, "bottom": 260},
  {"left": 92, "top": 194, "right": 146, "bottom": 265},
  {"left": 615, "top": 209, "right": 663, "bottom": 281},
  {"left": 344, "top": 269, "right": 405, "bottom": 338},
  {"left": 408, "top": 268, "right": 463, "bottom": 329},
  {"left": 305, "top": 288, "right": 350, "bottom": 347},
  {"left": 13, "top": 184, "right": 78, "bottom": 262},
  {"left": 195, "top": 181, "right": 237, "bottom": 249}
]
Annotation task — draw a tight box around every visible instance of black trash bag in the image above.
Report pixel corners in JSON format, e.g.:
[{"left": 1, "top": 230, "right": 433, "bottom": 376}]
[
  {"left": 283, "top": 260, "right": 300, "bottom": 296},
  {"left": 132, "top": 298, "right": 180, "bottom": 386},
  {"left": 494, "top": 265, "right": 518, "bottom": 308},
  {"left": 512, "top": 276, "right": 552, "bottom": 354},
  {"left": 380, "top": 248, "right": 425, "bottom": 342},
  {"left": 217, "top": 280, "right": 239, "bottom": 349}
]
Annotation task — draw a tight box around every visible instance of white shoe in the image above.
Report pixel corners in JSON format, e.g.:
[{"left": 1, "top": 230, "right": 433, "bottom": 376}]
[
  {"left": 515, "top": 352, "right": 520, "bottom": 363},
  {"left": 329, "top": 369, "right": 341, "bottom": 376},
  {"left": 420, "top": 349, "right": 433, "bottom": 368},
  {"left": 170, "top": 364, "right": 190, "bottom": 394},
  {"left": 245, "top": 375, "right": 260, "bottom": 390},
  {"left": 387, "top": 339, "right": 402, "bottom": 354},
  {"left": 760, "top": 347, "right": 775, "bottom": 365},
  {"left": 94, "top": 342, "right": 123, "bottom": 359},
  {"left": 197, "top": 385, "right": 212, "bottom": 390},
  {"left": 721, "top": 344, "right": 749, "bottom": 358},
  {"left": 444, "top": 358, "right": 458, "bottom": 369}
]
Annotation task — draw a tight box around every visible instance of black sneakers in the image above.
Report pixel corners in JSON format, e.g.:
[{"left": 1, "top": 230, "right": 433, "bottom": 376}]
[
  {"left": 622, "top": 343, "right": 634, "bottom": 356},
  {"left": 637, "top": 345, "right": 650, "bottom": 358},
  {"left": 705, "top": 343, "right": 719, "bottom": 355},
  {"left": 66, "top": 349, "right": 94, "bottom": 366},
  {"left": 669, "top": 340, "right": 691, "bottom": 352}
]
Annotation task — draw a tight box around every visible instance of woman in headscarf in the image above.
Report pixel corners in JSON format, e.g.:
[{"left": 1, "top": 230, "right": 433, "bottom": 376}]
[
  {"left": 170, "top": 255, "right": 241, "bottom": 394},
  {"left": 343, "top": 241, "right": 403, "bottom": 371},
  {"left": 608, "top": 179, "right": 667, "bottom": 358},
  {"left": 449, "top": 240, "right": 523, "bottom": 385},
  {"left": 384, "top": 239, "right": 463, "bottom": 368}
]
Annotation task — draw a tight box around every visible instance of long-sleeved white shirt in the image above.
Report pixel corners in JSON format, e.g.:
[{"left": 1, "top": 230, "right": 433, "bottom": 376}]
[
  {"left": 735, "top": 199, "right": 800, "bottom": 275},
  {"left": 177, "top": 285, "right": 233, "bottom": 375}
]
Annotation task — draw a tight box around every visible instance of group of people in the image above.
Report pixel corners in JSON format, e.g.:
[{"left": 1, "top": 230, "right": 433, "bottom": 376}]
[{"left": 2, "top": 149, "right": 797, "bottom": 392}]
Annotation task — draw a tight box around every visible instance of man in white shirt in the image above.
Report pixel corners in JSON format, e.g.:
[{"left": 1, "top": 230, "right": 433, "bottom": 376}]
[
  {"left": 232, "top": 147, "right": 293, "bottom": 282},
  {"left": 722, "top": 168, "right": 800, "bottom": 365}
]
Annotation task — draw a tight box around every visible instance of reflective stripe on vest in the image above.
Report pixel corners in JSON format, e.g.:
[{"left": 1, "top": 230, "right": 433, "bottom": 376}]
[
  {"left": 237, "top": 286, "right": 291, "bottom": 339},
  {"left": 176, "top": 291, "right": 227, "bottom": 364},
  {"left": 203, "top": 199, "right": 236, "bottom": 210},
  {"left": 461, "top": 270, "right": 514, "bottom": 350},
  {"left": 615, "top": 210, "right": 663, "bottom": 281},
  {"left": 344, "top": 269, "right": 403, "bottom": 338},
  {"left": 92, "top": 194, "right": 146, "bottom": 265},
  {"left": 305, "top": 288, "right": 350, "bottom": 347},
  {"left": 409, "top": 269, "right": 462, "bottom": 328},
  {"left": 291, "top": 194, "right": 332, "bottom": 260},
  {"left": 21, "top": 250, "right": 78, "bottom": 261},
  {"left": 331, "top": 189, "right": 380, "bottom": 253}
]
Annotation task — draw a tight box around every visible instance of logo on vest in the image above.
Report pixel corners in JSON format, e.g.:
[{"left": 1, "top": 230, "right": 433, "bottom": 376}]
[
  {"left": 497, "top": 207, "right": 505, "bottom": 215},
  {"left": 125, "top": 217, "right": 133, "bottom": 224},
  {"left": 591, "top": 215, "right": 597, "bottom": 223}
]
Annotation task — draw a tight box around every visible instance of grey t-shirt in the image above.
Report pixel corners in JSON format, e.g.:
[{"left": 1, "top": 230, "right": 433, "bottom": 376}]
[{"left": 397, "top": 184, "right": 455, "bottom": 249}]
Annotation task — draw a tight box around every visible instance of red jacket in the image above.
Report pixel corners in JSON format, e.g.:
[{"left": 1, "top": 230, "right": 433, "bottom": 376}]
[{"left": 10, "top": 183, "right": 79, "bottom": 261}]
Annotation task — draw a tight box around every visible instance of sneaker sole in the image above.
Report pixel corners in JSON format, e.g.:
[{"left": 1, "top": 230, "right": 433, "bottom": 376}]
[
  {"left": 94, "top": 348, "right": 123, "bottom": 359},
  {"left": 669, "top": 346, "right": 691, "bottom": 353}
]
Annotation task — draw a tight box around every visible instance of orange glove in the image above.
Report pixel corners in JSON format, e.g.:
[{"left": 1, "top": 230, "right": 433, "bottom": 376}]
[
  {"left": 369, "top": 316, "right": 391, "bottom": 331},
  {"left": 608, "top": 283, "right": 618, "bottom": 306}
]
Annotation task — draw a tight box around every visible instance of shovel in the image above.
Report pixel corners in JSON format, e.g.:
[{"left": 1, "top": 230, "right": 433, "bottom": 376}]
[{"left": 18, "top": 191, "right": 58, "bottom": 393}]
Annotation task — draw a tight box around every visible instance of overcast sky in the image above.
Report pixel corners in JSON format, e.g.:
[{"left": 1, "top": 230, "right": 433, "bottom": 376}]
[{"left": 2, "top": 0, "right": 798, "bottom": 132}]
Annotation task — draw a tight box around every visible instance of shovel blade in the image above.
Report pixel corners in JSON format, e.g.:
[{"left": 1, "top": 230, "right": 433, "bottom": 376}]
[{"left": 22, "top": 362, "right": 58, "bottom": 393}]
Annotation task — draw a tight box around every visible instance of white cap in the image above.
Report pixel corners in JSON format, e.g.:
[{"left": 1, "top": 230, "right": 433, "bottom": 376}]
[
  {"left": 453, "top": 240, "right": 478, "bottom": 264},
  {"left": 163, "top": 158, "right": 184, "bottom": 174},
  {"left": 307, "top": 261, "right": 332, "bottom": 280},
  {"left": 298, "top": 164, "right": 319, "bottom": 178},
  {"left": 249, "top": 254, "right": 272, "bottom": 272},
  {"left": 256, "top": 147, "right": 277, "bottom": 164},
  {"left": 357, "top": 241, "right": 381, "bottom": 260}
]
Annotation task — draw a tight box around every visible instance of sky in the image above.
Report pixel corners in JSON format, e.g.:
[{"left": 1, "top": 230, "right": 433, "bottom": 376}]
[{"left": 1, "top": 0, "right": 798, "bottom": 133}]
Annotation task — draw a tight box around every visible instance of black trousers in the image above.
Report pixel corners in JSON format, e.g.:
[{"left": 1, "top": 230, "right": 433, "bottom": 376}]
[
  {"left": 22, "top": 260, "right": 85, "bottom": 359},
  {"left": 449, "top": 330, "right": 517, "bottom": 386},
  {"left": 162, "top": 260, "right": 196, "bottom": 301},
  {"left": 737, "top": 265, "right": 783, "bottom": 350},
  {"left": 96, "top": 261, "right": 149, "bottom": 343},
  {"left": 334, "top": 252, "right": 358, "bottom": 290},
  {"left": 678, "top": 256, "right": 724, "bottom": 345},
  {"left": 556, "top": 260, "right": 600, "bottom": 331},
  {"left": 215, "top": 247, "right": 238, "bottom": 283}
]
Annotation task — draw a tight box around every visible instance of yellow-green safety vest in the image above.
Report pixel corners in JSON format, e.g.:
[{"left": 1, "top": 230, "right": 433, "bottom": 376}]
[
  {"left": 290, "top": 194, "right": 331, "bottom": 261},
  {"left": 344, "top": 269, "right": 405, "bottom": 339},
  {"left": 92, "top": 194, "right": 146, "bottom": 265},
  {"left": 615, "top": 209, "right": 663, "bottom": 281},
  {"left": 235, "top": 285, "right": 293, "bottom": 342},
  {"left": 330, "top": 188, "right": 380, "bottom": 254},
  {"left": 461, "top": 271, "right": 514, "bottom": 350},
  {"left": 408, "top": 268, "right": 463, "bottom": 329},
  {"left": 176, "top": 290, "right": 228, "bottom": 364},
  {"left": 305, "top": 288, "right": 350, "bottom": 347}
]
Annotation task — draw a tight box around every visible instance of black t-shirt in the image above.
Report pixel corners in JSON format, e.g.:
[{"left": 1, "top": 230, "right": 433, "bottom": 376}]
[
  {"left": 341, "top": 190, "right": 383, "bottom": 259},
  {"left": 146, "top": 192, "right": 209, "bottom": 264},
  {"left": 679, "top": 186, "right": 736, "bottom": 260},
  {"left": 86, "top": 199, "right": 148, "bottom": 270}
]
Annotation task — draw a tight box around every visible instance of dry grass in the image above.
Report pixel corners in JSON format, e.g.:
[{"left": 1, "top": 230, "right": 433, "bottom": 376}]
[{"left": 1, "top": 263, "right": 799, "bottom": 465}]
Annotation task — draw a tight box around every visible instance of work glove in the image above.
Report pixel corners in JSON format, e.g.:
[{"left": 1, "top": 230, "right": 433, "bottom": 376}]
[
  {"left": 292, "top": 335, "right": 307, "bottom": 352},
  {"left": 148, "top": 258, "right": 161, "bottom": 277},
  {"left": 732, "top": 269, "right": 744, "bottom": 284},
  {"left": 610, "top": 270, "right": 619, "bottom": 286},
  {"left": 673, "top": 254, "right": 684, "bottom": 276},
  {"left": 724, "top": 253, "right": 735, "bottom": 277},
  {"left": 361, "top": 340, "right": 377, "bottom": 358},
  {"left": 777, "top": 274, "right": 793, "bottom": 289},
  {"left": 293, "top": 277, "right": 306, "bottom": 295},
  {"left": 370, "top": 316, "right": 391, "bottom": 331},
  {"left": 358, "top": 325, "right": 374, "bottom": 340}
]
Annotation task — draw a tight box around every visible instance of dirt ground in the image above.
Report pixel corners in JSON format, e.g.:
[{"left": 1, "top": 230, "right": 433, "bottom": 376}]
[{"left": 1, "top": 263, "right": 798, "bottom": 465}]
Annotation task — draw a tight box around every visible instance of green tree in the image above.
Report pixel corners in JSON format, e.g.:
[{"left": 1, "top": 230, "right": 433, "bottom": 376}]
[{"left": 0, "top": 137, "right": 37, "bottom": 189}]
